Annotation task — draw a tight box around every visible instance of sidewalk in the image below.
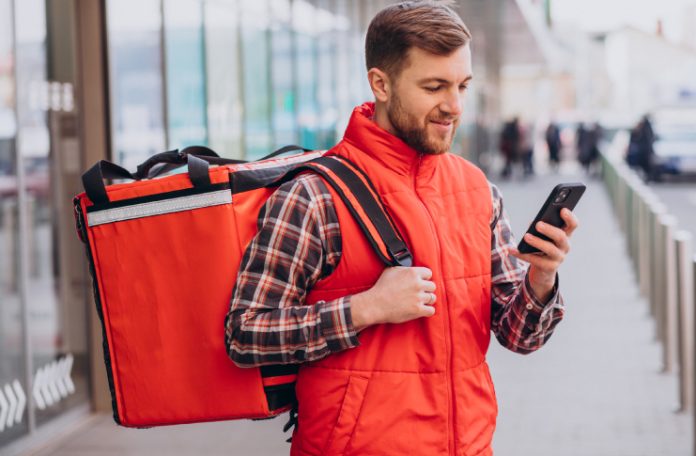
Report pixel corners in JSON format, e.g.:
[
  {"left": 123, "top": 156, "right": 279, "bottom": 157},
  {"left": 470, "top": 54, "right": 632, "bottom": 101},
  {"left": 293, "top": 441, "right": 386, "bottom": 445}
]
[
  {"left": 28, "top": 167, "right": 691, "bottom": 456},
  {"left": 489, "top": 166, "right": 691, "bottom": 455}
]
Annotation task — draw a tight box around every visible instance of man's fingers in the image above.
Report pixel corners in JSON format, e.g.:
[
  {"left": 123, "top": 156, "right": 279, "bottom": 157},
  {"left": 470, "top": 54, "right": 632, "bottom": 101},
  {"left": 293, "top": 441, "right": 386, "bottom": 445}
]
[
  {"left": 560, "top": 208, "right": 579, "bottom": 236},
  {"left": 421, "top": 280, "right": 436, "bottom": 293},
  {"left": 521, "top": 233, "right": 565, "bottom": 261},
  {"left": 419, "top": 303, "right": 436, "bottom": 317},
  {"left": 512, "top": 250, "right": 558, "bottom": 271},
  {"left": 420, "top": 291, "right": 437, "bottom": 305},
  {"left": 534, "top": 222, "right": 570, "bottom": 253},
  {"left": 412, "top": 266, "right": 433, "bottom": 280}
]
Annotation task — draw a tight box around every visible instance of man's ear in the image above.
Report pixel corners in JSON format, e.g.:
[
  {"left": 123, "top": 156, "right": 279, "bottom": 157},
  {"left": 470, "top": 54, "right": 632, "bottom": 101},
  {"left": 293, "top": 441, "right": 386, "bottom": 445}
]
[{"left": 367, "top": 68, "right": 391, "bottom": 103}]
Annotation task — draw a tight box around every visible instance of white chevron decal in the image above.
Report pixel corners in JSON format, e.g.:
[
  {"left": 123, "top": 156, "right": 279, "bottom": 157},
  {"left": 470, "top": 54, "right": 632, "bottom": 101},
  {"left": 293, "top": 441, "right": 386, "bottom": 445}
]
[
  {"left": 0, "top": 386, "right": 7, "bottom": 432},
  {"left": 0, "top": 379, "right": 26, "bottom": 432},
  {"left": 32, "top": 355, "right": 76, "bottom": 411},
  {"left": 46, "top": 362, "right": 60, "bottom": 404},
  {"left": 4, "top": 384, "right": 16, "bottom": 429},
  {"left": 12, "top": 380, "right": 26, "bottom": 425},
  {"left": 33, "top": 366, "right": 47, "bottom": 410}
]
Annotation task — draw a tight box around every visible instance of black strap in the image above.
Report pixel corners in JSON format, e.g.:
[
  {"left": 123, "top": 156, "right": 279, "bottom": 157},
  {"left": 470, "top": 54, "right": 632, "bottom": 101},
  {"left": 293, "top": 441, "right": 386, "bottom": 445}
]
[
  {"left": 83, "top": 152, "right": 220, "bottom": 204},
  {"left": 82, "top": 160, "right": 136, "bottom": 205},
  {"left": 135, "top": 149, "right": 183, "bottom": 180},
  {"left": 278, "top": 156, "right": 413, "bottom": 267},
  {"left": 136, "top": 146, "right": 247, "bottom": 180},
  {"left": 146, "top": 144, "right": 313, "bottom": 182},
  {"left": 187, "top": 154, "right": 211, "bottom": 187}
]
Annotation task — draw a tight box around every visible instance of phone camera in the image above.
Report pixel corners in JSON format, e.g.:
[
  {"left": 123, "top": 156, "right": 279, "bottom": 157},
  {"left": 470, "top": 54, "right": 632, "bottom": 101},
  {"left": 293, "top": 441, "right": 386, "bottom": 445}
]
[{"left": 554, "top": 189, "right": 570, "bottom": 203}]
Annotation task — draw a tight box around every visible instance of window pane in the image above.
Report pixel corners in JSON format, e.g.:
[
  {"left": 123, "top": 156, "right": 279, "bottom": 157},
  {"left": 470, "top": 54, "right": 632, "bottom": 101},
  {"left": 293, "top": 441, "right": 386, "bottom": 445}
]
[
  {"left": 16, "top": 0, "right": 90, "bottom": 428},
  {"left": 293, "top": 0, "right": 318, "bottom": 149},
  {"left": 333, "top": 0, "right": 353, "bottom": 133},
  {"left": 240, "top": 0, "right": 272, "bottom": 160},
  {"left": 164, "top": 0, "right": 207, "bottom": 149},
  {"left": 204, "top": 0, "right": 243, "bottom": 159},
  {"left": 107, "top": 0, "right": 165, "bottom": 170},
  {"left": 315, "top": 0, "right": 338, "bottom": 149},
  {"left": 270, "top": 0, "right": 297, "bottom": 148},
  {"left": 0, "top": 0, "right": 28, "bottom": 444},
  {"left": 349, "top": 1, "right": 368, "bottom": 105}
]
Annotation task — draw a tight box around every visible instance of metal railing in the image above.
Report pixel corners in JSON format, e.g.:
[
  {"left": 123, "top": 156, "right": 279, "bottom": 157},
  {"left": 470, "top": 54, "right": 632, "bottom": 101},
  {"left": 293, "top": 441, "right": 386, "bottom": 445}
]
[{"left": 601, "top": 144, "right": 696, "bottom": 454}]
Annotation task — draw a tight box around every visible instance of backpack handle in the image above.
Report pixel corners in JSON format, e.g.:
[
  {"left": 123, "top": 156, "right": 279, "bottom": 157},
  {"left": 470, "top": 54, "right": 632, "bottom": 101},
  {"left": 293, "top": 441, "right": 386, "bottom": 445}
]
[{"left": 82, "top": 152, "right": 217, "bottom": 205}]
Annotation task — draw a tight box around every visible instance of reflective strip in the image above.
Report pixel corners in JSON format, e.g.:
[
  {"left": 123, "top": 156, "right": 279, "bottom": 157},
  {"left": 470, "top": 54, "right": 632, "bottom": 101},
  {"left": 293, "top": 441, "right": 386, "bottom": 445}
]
[{"left": 87, "top": 189, "right": 232, "bottom": 226}]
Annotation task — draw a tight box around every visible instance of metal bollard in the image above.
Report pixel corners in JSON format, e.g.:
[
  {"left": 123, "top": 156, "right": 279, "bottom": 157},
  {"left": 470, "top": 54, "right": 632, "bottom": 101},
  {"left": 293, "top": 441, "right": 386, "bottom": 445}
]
[
  {"left": 626, "top": 179, "right": 637, "bottom": 262},
  {"left": 628, "top": 176, "right": 646, "bottom": 267},
  {"left": 639, "top": 193, "right": 658, "bottom": 302},
  {"left": 693, "top": 254, "right": 696, "bottom": 456},
  {"left": 659, "top": 214, "right": 678, "bottom": 373},
  {"left": 631, "top": 184, "right": 642, "bottom": 274},
  {"left": 674, "top": 231, "right": 694, "bottom": 412},
  {"left": 615, "top": 166, "right": 626, "bottom": 229},
  {"left": 635, "top": 187, "right": 653, "bottom": 296},
  {"left": 650, "top": 203, "right": 667, "bottom": 331}
]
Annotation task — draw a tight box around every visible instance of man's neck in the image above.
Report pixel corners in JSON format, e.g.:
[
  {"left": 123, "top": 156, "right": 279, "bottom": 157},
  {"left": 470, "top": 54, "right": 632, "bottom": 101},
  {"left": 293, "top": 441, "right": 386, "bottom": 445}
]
[{"left": 371, "top": 102, "right": 398, "bottom": 137}]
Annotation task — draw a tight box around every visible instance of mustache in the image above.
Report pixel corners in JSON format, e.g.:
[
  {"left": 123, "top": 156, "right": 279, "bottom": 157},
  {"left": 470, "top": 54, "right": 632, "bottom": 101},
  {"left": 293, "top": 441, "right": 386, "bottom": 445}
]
[{"left": 428, "top": 114, "right": 458, "bottom": 124}]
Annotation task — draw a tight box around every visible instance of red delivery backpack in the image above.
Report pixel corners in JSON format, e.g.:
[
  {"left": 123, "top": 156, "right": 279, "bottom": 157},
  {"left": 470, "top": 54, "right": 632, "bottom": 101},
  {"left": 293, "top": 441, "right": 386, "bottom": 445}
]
[{"left": 73, "top": 146, "right": 412, "bottom": 428}]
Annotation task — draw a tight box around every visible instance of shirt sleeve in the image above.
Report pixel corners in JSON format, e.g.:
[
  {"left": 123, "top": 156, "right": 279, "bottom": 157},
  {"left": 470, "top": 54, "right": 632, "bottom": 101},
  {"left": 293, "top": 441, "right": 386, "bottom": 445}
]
[
  {"left": 488, "top": 182, "right": 565, "bottom": 354},
  {"left": 224, "top": 174, "right": 359, "bottom": 367}
]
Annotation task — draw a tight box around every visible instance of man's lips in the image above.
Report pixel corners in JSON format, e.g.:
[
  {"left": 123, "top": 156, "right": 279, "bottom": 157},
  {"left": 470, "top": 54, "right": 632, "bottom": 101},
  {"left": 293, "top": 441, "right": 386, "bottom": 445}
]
[{"left": 430, "top": 119, "right": 455, "bottom": 132}]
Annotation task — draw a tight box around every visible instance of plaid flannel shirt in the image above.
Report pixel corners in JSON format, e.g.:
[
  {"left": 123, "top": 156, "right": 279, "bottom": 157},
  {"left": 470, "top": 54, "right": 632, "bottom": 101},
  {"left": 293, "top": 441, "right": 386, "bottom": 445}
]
[{"left": 225, "top": 174, "right": 564, "bottom": 366}]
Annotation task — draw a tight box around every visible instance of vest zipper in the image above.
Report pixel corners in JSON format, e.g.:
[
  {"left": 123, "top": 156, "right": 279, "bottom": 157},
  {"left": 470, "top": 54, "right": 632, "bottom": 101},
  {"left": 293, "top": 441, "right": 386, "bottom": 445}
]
[{"left": 412, "top": 155, "right": 456, "bottom": 455}]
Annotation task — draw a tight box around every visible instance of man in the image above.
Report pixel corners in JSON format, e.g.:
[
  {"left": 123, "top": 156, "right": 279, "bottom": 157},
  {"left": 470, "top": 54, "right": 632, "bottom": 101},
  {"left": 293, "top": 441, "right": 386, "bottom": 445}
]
[{"left": 225, "top": 2, "right": 578, "bottom": 455}]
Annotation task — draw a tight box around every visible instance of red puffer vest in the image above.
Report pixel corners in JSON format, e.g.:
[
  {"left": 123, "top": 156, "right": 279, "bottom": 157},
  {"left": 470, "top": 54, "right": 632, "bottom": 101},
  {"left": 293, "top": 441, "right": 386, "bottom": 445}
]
[{"left": 292, "top": 103, "right": 495, "bottom": 456}]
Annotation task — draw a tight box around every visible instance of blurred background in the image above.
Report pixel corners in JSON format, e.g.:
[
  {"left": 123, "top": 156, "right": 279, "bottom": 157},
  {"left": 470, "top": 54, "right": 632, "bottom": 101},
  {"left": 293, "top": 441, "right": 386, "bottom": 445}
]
[{"left": 1, "top": 0, "right": 696, "bottom": 455}]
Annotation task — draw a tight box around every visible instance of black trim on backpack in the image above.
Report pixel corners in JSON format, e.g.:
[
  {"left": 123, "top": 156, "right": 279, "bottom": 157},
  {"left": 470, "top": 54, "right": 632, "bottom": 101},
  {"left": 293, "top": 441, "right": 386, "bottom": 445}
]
[
  {"left": 260, "top": 364, "right": 300, "bottom": 378},
  {"left": 263, "top": 383, "right": 297, "bottom": 412},
  {"left": 74, "top": 198, "right": 122, "bottom": 426},
  {"left": 231, "top": 162, "right": 311, "bottom": 194}
]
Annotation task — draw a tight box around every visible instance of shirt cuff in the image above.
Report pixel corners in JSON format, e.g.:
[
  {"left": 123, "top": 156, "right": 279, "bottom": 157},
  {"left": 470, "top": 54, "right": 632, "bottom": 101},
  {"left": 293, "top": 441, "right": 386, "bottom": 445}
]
[
  {"left": 317, "top": 296, "right": 361, "bottom": 353},
  {"left": 521, "top": 273, "right": 560, "bottom": 313}
]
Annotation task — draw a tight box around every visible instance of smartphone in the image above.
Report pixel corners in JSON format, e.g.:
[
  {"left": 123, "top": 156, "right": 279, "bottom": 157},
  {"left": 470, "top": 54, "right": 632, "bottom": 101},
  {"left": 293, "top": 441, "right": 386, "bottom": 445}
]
[{"left": 517, "top": 183, "right": 586, "bottom": 254}]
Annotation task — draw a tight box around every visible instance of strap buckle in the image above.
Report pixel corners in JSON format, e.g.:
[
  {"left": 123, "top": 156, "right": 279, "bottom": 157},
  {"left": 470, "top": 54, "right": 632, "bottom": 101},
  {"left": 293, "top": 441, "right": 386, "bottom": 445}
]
[{"left": 391, "top": 248, "right": 413, "bottom": 267}]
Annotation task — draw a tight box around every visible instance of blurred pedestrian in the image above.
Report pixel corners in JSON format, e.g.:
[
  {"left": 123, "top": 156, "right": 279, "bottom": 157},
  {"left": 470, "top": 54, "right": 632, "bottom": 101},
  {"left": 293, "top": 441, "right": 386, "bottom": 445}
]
[
  {"left": 578, "top": 122, "right": 601, "bottom": 176},
  {"left": 518, "top": 120, "right": 534, "bottom": 177},
  {"left": 575, "top": 123, "right": 586, "bottom": 164},
  {"left": 626, "top": 122, "right": 642, "bottom": 168},
  {"left": 627, "top": 115, "right": 655, "bottom": 181},
  {"left": 545, "top": 121, "right": 561, "bottom": 172},
  {"left": 499, "top": 117, "right": 519, "bottom": 178}
]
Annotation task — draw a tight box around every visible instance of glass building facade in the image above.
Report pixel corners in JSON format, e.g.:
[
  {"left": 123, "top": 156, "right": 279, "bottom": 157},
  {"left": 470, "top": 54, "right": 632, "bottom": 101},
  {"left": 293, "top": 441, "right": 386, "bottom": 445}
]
[
  {"left": 106, "top": 0, "right": 387, "bottom": 166},
  {"left": 1, "top": 0, "right": 91, "bottom": 450},
  {"left": 0, "top": 0, "right": 501, "bottom": 451}
]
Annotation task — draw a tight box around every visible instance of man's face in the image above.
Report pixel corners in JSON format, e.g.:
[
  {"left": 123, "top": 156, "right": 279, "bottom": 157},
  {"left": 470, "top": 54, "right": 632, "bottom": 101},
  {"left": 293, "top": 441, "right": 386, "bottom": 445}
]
[{"left": 386, "top": 45, "right": 473, "bottom": 155}]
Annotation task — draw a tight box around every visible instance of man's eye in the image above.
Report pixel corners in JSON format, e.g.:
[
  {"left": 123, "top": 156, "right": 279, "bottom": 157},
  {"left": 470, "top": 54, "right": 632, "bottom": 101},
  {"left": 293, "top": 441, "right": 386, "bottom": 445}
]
[
  {"left": 459, "top": 85, "right": 469, "bottom": 92},
  {"left": 425, "top": 86, "right": 441, "bottom": 92}
]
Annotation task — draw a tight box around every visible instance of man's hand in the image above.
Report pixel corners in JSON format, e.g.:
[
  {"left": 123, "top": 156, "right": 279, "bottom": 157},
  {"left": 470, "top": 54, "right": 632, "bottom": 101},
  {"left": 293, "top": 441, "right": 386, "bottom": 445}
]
[
  {"left": 351, "top": 266, "right": 437, "bottom": 332},
  {"left": 511, "top": 208, "right": 579, "bottom": 303}
]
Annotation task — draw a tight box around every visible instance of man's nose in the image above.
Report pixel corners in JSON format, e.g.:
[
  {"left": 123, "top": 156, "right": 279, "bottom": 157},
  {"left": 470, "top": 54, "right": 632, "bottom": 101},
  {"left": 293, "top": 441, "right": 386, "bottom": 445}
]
[{"left": 440, "top": 90, "right": 463, "bottom": 117}]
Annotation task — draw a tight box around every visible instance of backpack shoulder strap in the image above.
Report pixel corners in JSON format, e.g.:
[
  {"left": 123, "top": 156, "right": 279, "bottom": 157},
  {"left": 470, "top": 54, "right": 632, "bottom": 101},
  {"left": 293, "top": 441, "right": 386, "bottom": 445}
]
[{"left": 280, "top": 155, "right": 413, "bottom": 268}]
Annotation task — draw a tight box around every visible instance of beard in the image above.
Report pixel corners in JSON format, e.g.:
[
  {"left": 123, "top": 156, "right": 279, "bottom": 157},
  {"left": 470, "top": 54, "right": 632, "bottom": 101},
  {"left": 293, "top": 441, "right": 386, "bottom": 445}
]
[{"left": 386, "top": 93, "right": 459, "bottom": 155}]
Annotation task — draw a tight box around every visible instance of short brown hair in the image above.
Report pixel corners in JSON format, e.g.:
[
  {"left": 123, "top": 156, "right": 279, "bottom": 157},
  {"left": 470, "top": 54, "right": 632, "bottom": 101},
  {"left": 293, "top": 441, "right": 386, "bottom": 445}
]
[{"left": 365, "top": 1, "right": 472, "bottom": 78}]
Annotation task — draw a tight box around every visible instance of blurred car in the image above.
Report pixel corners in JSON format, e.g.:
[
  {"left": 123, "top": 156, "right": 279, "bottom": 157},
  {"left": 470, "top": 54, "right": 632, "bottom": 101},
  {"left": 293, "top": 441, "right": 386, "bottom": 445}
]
[{"left": 652, "top": 127, "right": 696, "bottom": 179}]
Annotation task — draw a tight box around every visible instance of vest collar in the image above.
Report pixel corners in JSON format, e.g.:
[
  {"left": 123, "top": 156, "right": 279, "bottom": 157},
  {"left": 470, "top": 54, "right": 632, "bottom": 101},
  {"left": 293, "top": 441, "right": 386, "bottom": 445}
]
[{"left": 342, "top": 102, "right": 439, "bottom": 177}]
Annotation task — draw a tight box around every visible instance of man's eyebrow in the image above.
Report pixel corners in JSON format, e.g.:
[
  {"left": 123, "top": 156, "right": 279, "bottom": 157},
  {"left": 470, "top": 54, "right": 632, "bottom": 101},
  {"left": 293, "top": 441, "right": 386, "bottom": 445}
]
[{"left": 417, "top": 75, "right": 474, "bottom": 85}]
